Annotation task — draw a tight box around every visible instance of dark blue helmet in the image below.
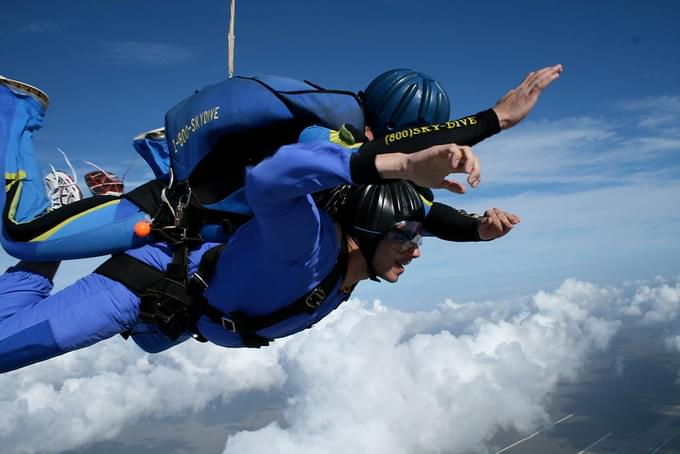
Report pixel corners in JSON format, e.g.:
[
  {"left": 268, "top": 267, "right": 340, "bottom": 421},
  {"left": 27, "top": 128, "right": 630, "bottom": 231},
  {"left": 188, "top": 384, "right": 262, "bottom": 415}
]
[{"left": 361, "top": 69, "right": 450, "bottom": 136}]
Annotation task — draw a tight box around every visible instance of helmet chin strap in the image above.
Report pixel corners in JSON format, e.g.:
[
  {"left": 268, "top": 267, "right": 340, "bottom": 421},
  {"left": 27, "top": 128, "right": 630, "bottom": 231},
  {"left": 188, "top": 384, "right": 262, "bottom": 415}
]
[
  {"left": 355, "top": 233, "right": 382, "bottom": 282},
  {"left": 366, "top": 257, "right": 381, "bottom": 282}
]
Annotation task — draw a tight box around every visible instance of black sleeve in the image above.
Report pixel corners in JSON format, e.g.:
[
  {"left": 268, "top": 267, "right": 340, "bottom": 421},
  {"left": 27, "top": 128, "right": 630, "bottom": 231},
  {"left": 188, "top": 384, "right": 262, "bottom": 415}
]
[
  {"left": 349, "top": 150, "right": 382, "bottom": 184},
  {"left": 359, "top": 109, "right": 501, "bottom": 155},
  {"left": 424, "top": 202, "right": 484, "bottom": 242}
]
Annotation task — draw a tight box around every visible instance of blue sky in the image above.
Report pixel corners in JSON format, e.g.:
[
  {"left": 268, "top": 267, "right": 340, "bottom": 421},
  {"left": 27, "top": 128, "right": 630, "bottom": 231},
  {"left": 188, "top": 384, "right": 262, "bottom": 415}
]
[
  {"left": 1, "top": 2, "right": 680, "bottom": 453},
  {"left": 1, "top": 0, "right": 678, "bottom": 307}
]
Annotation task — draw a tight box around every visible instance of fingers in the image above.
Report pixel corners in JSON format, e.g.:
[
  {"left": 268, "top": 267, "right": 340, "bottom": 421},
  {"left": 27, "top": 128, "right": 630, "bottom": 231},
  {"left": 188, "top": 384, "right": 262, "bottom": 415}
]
[
  {"left": 448, "top": 144, "right": 481, "bottom": 189},
  {"left": 527, "top": 64, "right": 563, "bottom": 93},
  {"left": 506, "top": 212, "right": 521, "bottom": 224},
  {"left": 480, "top": 208, "right": 521, "bottom": 239},
  {"left": 439, "top": 179, "right": 466, "bottom": 194},
  {"left": 467, "top": 154, "right": 481, "bottom": 188},
  {"left": 406, "top": 143, "right": 480, "bottom": 191},
  {"left": 491, "top": 208, "right": 516, "bottom": 229},
  {"left": 447, "top": 144, "right": 476, "bottom": 174},
  {"left": 518, "top": 70, "right": 537, "bottom": 91}
]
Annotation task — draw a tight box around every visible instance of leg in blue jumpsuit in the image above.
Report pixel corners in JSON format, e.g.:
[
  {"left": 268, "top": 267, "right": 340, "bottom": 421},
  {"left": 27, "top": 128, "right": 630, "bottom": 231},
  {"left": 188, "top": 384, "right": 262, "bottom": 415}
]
[
  {"left": 0, "top": 78, "right": 150, "bottom": 261},
  {"left": 0, "top": 80, "right": 196, "bottom": 372},
  {"left": 0, "top": 266, "right": 140, "bottom": 372}
]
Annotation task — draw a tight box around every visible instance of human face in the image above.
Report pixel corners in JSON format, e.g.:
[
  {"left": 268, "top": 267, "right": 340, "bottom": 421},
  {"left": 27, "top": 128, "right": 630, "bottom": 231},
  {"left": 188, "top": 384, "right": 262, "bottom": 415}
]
[{"left": 371, "top": 225, "right": 422, "bottom": 283}]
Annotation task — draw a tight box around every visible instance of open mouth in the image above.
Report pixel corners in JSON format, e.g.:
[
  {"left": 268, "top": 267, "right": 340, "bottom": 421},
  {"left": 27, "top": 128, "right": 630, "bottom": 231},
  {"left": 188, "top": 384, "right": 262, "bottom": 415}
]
[{"left": 396, "top": 259, "right": 411, "bottom": 270}]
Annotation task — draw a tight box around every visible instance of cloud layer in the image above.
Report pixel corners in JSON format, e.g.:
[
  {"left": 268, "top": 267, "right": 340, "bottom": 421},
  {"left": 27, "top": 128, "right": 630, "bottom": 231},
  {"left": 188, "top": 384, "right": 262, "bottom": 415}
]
[
  {"left": 223, "top": 280, "right": 621, "bottom": 454},
  {"left": 3, "top": 277, "right": 679, "bottom": 454},
  {"left": 0, "top": 340, "right": 284, "bottom": 453}
]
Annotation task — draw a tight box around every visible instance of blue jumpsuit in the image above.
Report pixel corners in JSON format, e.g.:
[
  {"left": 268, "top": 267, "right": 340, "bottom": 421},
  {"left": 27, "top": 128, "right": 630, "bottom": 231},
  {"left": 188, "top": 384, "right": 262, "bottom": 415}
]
[
  {"left": 0, "top": 83, "right": 151, "bottom": 260},
  {"left": 0, "top": 137, "right": 357, "bottom": 372}
]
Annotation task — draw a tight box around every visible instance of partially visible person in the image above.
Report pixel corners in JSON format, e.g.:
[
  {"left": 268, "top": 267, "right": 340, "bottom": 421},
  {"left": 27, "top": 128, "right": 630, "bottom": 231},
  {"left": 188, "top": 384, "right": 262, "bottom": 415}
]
[
  {"left": 0, "top": 134, "right": 481, "bottom": 372},
  {"left": 0, "top": 65, "right": 562, "bottom": 373},
  {"left": 305, "top": 64, "right": 562, "bottom": 243}
]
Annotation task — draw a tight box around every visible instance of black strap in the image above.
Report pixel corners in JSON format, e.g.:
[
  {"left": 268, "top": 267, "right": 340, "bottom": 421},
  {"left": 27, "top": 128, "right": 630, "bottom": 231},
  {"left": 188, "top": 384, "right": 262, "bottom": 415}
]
[
  {"left": 194, "top": 253, "right": 347, "bottom": 335},
  {"left": 95, "top": 253, "right": 166, "bottom": 295},
  {"left": 94, "top": 248, "right": 348, "bottom": 348},
  {"left": 95, "top": 254, "right": 197, "bottom": 341},
  {"left": 187, "top": 244, "right": 225, "bottom": 293}
]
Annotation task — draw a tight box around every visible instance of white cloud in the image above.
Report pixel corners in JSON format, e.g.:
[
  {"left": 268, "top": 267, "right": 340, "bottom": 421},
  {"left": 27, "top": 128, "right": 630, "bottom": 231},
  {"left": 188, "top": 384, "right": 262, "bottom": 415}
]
[
  {"left": 625, "top": 281, "right": 680, "bottom": 324},
  {"left": 223, "top": 280, "right": 623, "bottom": 454},
  {"left": 474, "top": 103, "right": 680, "bottom": 188},
  {"left": 618, "top": 96, "right": 680, "bottom": 135},
  {"left": 477, "top": 116, "right": 617, "bottom": 185},
  {"left": 621, "top": 96, "right": 680, "bottom": 115},
  {"left": 665, "top": 335, "right": 680, "bottom": 352},
  {"left": 3, "top": 277, "right": 680, "bottom": 453},
  {"left": 0, "top": 340, "right": 285, "bottom": 453}
]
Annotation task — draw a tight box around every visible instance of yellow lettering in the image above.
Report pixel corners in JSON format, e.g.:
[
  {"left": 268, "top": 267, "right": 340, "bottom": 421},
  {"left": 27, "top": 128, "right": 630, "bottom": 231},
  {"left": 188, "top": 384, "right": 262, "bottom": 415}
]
[
  {"left": 458, "top": 119, "right": 468, "bottom": 126},
  {"left": 468, "top": 116, "right": 477, "bottom": 125},
  {"left": 431, "top": 124, "right": 442, "bottom": 132},
  {"left": 446, "top": 121, "right": 457, "bottom": 129},
  {"left": 412, "top": 127, "right": 421, "bottom": 135},
  {"left": 420, "top": 126, "right": 431, "bottom": 134}
]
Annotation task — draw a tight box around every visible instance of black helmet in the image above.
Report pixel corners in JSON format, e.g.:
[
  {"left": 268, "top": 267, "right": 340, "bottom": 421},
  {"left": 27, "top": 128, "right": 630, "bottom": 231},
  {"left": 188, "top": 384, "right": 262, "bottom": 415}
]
[
  {"left": 360, "top": 69, "right": 450, "bottom": 137},
  {"left": 319, "top": 180, "right": 426, "bottom": 278}
]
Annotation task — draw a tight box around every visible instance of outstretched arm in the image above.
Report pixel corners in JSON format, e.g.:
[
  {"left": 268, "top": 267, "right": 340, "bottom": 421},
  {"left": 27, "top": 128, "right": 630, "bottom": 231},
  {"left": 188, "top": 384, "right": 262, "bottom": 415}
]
[
  {"left": 492, "top": 64, "right": 563, "bottom": 130},
  {"left": 358, "top": 64, "right": 563, "bottom": 155},
  {"left": 423, "top": 203, "right": 520, "bottom": 242}
]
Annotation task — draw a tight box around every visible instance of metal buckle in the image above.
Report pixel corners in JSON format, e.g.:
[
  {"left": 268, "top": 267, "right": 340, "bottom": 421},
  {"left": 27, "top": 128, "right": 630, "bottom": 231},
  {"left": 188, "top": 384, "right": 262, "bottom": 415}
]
[
  {"left": 221, "top": 317, "right": 237, "bottom": 332},
  {"left": 190, "top": 272, "right": 208, "bottom": 292},
  {"left": 305, "top": 287, "right": 326, "bottom": 309}
]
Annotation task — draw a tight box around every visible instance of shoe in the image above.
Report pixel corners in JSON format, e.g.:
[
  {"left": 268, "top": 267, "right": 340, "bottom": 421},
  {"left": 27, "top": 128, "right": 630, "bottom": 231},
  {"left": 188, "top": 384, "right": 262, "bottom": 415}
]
[
  {"left": 83, "top": 161, "right": 124, "bottom": 196},
  {"left": 44, "top": 148, "right": 82, "bottom": 210},
  {"left": 45, "top": 170, "right": 83, "bottom": 209},
  {"left": 0, "top": 75, "right": 49, "bottom": 110},
  {"left": 133, "top": 127, "right": 166, "bottom": 141}
]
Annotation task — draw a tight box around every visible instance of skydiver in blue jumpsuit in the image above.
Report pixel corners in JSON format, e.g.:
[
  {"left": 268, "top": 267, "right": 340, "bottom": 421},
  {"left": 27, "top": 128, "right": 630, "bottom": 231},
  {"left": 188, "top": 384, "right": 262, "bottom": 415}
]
[
  {"left": 0, "top": 115, "right": 479, "bottom": 372},
  {"left": 0, "top": 65, "right": 563, "bottom": 372}
]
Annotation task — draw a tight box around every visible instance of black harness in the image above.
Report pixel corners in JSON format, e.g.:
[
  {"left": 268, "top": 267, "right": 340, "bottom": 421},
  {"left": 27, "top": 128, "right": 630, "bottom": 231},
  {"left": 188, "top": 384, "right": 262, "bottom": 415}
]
[
  {"left": 102, "top": 170, "right": 351, "bottom": 348},
  {"left": 95, "top": 245, "right": 349, "bottom": 348}
]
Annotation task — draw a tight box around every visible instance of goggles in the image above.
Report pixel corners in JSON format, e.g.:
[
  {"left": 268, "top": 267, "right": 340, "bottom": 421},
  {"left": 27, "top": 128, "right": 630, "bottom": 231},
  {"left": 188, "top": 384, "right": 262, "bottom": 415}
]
[
  {"left": 385, "top": 220, "right": 423, "bottom": 251},
  {"left": 353, "top": 220, "right": 424, "bottom": 251}
]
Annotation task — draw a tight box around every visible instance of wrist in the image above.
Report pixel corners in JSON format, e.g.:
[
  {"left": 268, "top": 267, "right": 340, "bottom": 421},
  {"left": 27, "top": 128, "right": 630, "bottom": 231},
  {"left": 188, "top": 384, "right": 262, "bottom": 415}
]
[
  {"left": 375, "top": 152, "right": 409, "bottom": 179},
  {"left": 475, "top": 218, "right": 494, "bottom": 242},
  {"left": 491, "top": 107, "right": 512, "bottom": 130}
]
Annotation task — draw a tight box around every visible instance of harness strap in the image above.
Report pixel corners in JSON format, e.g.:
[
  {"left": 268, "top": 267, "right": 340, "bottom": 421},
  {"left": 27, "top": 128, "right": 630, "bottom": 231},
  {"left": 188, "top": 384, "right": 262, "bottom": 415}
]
[
  {"left": 95, "top": 254, "right": 197, "bottom": 341},
  {"left": 193, "top": 252, "right": 347, "bottom": 334},
  {"left": 94, "top": 247, "right": 348, "bottom": 348}
]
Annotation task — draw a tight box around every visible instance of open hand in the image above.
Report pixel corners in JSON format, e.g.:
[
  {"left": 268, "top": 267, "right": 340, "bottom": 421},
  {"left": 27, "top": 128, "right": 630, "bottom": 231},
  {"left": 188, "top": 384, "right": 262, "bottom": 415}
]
[
  {"left": 404, "top": 143, "right": 481, "bottom": 193},
  {"left": 477, "top": 208, "right": 520, "bottom": 240},
  {"left": 492, "top": 64, "right": 563, "bottom": 130}
]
